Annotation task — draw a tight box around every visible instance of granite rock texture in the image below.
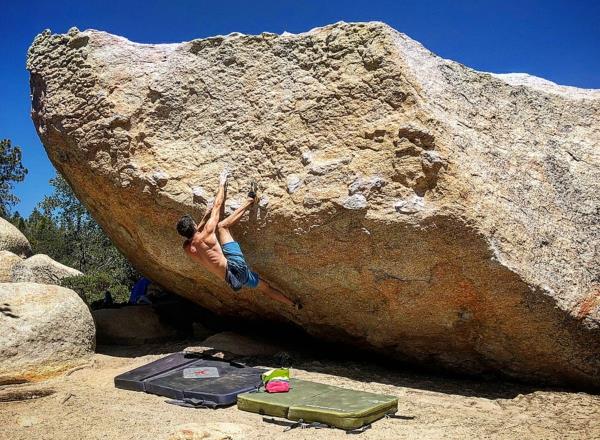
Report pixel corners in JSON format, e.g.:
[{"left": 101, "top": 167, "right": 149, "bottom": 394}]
[
  {"left": 0, "top": 251, "right": 22, "bottom": 283},
  {"left": 27, "top": 22, "right": 600, "bottom": 387}
]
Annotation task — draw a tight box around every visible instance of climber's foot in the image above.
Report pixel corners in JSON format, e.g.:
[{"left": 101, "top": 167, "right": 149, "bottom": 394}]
[{"left": 248, "top": 179, "right": 258, "bottom": 201}]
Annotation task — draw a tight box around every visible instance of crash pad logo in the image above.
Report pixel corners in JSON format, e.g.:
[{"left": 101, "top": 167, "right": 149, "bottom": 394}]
[{"left": 183, "top": 367, "right": 220, "bottom": 378}]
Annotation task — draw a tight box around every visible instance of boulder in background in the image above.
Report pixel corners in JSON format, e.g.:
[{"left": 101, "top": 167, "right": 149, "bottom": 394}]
[
  {"left": 0, "top": 282, "right": 95, "bottom": 383},
  {"left": 0, "top": 217, "right": 32, "bottom": 258},
  {"left": 11, "top": 254, "right": 82, "bottom": 285}
]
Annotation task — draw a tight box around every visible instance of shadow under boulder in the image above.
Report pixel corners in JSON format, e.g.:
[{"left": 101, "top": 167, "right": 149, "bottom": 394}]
[{"left": 94, "top": 305, "right": 181, "bottom": 345}]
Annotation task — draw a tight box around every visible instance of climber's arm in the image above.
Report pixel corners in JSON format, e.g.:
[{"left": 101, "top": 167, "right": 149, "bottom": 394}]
[{"left": 196, "top": 209, "right": 211, "bottom": 231}]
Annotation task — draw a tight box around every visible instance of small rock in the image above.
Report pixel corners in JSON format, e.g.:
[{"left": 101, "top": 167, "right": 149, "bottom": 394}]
[
  {"left": 303, "top": 197, "right": 321, "bottom": 207},
  {"left": 348, "top": 175, "right": 385, "bottom": 195},
  {"left": 422, "top": 150, "right": 444, "bottom": 164},
  {"left": 394, "top": 195, "right": 425, "bottom": 214},
  {"left": 342, "top": 194, "right": 368, "bottom": 210},
  {"left": 19, "top": 416, "right": 38, "bottom": 428},
  {"left": 224, "top": 199, "right": 241, "bottom": 215},
  {"left": 308, "top": 157, "right": 351, "bottom": 175},
  {"left": 108, "top": 114, "right": 130, "bottom": 128},
  {"left": 301, "top": 151, "right": 313, "bottom": 165},
  {"left": 422, "top": 150, "right": 446, "bottom": 172},
  {"left": 258, "top": 195, "right": 269, "bottom": 209},
  {"left": 151, "top": 170, "right": 169, "bottom": 186},
  {"left": 200, "top": 331, "right": 285, "bottom": 357},
  {"left": 192, "top": 185, "right": 209, "bottom": 204},
  {"left": 169, "top": 422, "right": 248, "bottom": 440},
  {"left": 286, "top": 175, "right": 303, "bottom": 193}
]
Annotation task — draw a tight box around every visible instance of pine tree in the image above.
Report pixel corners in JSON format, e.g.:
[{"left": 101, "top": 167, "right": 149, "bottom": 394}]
[
  {"left": 0, "top": 139, "right": 28, "bottom": 217},
  {"left": 38, "top": 175, "right": 139, "bottom": 302}
]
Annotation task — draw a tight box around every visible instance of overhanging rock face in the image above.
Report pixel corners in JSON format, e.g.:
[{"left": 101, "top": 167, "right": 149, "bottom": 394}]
[{"left": 27, "top": 22, "right": 600, "bottom": 387}]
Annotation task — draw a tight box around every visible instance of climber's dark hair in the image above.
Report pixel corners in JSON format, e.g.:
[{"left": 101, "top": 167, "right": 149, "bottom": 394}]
[{"left": 176, "top": 215, "right": 197, "bottom": 239}]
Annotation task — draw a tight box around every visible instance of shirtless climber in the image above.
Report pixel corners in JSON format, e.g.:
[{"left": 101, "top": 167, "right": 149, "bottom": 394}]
[{"left": 176, "top": 170, "right": 299, "bottom": 308}]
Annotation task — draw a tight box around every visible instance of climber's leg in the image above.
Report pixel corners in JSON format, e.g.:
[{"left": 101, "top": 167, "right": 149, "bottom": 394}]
[
  {"left": 256, "top": 278, "right": 296, "bottom": 307},
  {"left": 216, "top": 197, "right": 254, "bottom": 244},
  {"left": 219, "top": 197, "right": 254, "bottom": 229},
  {"left": 217, "top": 225, "right": 235, "bottom": 245},
  {"left": 216, "top": 180, "right": 257, "bottom": 242}
]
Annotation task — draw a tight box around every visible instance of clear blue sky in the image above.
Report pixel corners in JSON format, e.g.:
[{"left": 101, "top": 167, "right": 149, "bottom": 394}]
[{"left": 1, "top": 0, "right": 599, "bottom": 216}]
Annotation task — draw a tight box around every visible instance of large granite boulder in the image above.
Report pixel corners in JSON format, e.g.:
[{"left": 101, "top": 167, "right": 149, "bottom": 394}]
[
  {"left": 26, "top": 23, "right": 600, "bottom": 387},
  {"left": 0, "top": 217, "right": 32, "bottom": 258},
  {"left": 0, "top": 283, "right": 95, "bottom": 383},
  {"left": 11, "top": 254, "right": 82, "bottom": 284}
]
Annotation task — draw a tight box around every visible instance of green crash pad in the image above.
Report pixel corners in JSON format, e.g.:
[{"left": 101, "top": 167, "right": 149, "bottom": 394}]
[{"left": 237, "top": 379, "right": 398, "bottom": 430}]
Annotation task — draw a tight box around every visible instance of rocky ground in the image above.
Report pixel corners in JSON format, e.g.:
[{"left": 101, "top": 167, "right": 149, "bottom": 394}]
[{"left": 1, "top": 339, "right": 598, "bottom": 440}]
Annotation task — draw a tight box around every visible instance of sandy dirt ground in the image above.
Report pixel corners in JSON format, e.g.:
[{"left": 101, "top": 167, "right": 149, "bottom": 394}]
[{"left": 1, "top": 341, "right": 599, "bottom": 440}]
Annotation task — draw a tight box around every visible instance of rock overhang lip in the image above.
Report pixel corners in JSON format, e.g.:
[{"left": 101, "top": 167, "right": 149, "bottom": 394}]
[
  {"left": 30, "top": 22, "right": 600, "bottom": 100},
  {"left": 32, "top": 20, "right": 398, "bottom": 43},
  {"left": 27, "top": 21, "right": 409, "bottom": 61}
]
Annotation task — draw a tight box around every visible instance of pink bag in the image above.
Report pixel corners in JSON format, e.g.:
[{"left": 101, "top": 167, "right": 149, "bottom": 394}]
[{"left": 265, "top": 380, "right": 290, "bottom": 393}]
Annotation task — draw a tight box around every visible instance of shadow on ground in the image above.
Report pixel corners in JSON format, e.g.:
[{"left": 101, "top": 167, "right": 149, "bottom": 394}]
[{"left": 95, "top": 309, "right": 563, "bottom": 401}]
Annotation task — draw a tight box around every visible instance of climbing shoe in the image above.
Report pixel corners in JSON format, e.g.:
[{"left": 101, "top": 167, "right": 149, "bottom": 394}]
[{"left": 248, "top": 180, "right": 258, "bottom": 200}]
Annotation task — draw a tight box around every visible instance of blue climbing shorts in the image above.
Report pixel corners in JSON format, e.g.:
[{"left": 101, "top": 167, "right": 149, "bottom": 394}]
[{"left": 222, "top": 241, "right": 260, "bottom": 291}]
